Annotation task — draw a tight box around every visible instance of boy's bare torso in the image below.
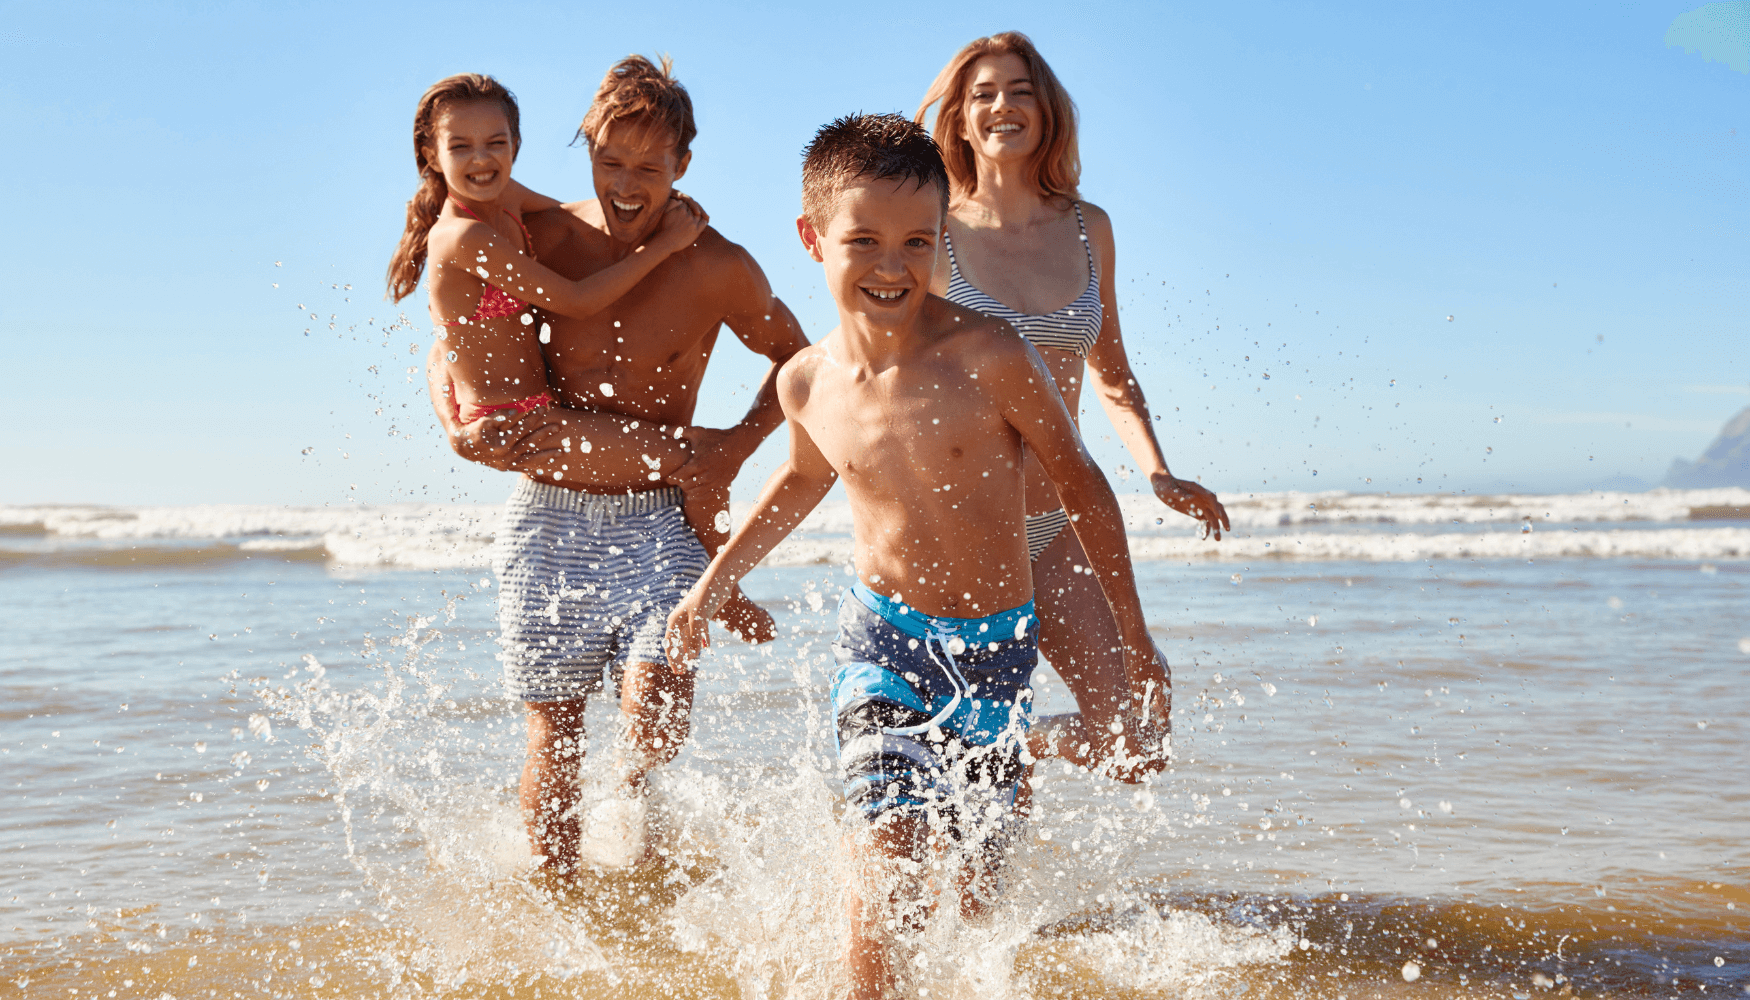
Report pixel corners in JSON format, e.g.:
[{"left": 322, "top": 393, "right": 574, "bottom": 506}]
[{"left": 785, "top": 297, "right": 1033, "bottom": 618}]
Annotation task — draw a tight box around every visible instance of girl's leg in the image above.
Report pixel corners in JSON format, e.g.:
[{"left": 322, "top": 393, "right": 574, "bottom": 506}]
[
  {"left": 467, "top": 404, "right": 693, "bottom": 485},
  {"left": 473, "top": 405, "right": 775, "bottom": 639}
]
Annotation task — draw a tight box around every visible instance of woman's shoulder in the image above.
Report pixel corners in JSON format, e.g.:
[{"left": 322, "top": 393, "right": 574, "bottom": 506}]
[{"left": 1072, "top": 199, "right": 1113, "bottom": 232}]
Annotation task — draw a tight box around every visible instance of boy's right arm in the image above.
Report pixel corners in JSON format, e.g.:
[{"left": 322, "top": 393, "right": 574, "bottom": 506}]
[{"left": 665, "top": 408, "right": 837, "bottom": 673}]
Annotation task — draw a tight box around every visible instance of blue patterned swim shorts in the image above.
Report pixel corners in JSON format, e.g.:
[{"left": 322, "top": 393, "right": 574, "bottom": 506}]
[{"left": 831, "top": 582, "right": 1037, "bottom": 840}]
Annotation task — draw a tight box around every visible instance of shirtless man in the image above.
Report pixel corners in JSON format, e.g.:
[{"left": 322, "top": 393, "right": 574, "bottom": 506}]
[{"left": 431, "top": 55, "right": 808, "bottom": 872}]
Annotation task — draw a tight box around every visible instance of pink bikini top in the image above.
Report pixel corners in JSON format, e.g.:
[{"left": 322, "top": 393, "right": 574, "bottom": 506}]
[{"left": 442, "top": 199, "right": 535, "bottom": 326}]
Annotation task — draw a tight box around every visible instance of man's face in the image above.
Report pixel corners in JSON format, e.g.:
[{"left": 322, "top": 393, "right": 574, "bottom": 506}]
[
  {"left": 799, "top": 176, "right": 945, "bottom": 330},
  {"left": 590, "top": 120, "right": 691, "bottom": 245}
]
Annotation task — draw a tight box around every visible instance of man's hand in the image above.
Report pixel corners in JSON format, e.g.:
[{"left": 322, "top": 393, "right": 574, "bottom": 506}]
[
  {"left": 1152, "top": 473, "right": 1231, "bottom": 540},
  {"left": 664, "top": 593, "right": 713, "bottom": 676},
  {"left": 670, "top": 426, "right": 754, "bottom": 492}
]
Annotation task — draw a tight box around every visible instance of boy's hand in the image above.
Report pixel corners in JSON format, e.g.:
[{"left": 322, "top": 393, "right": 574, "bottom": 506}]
[
  {"left": 1151, "top": 473, "right": 1230, "bottom": 540},
  {"left": 649, "top": 193, "right": 709, "bottom": 256},
  {"left": 1102, "top": 641, "right": 1171, "bottom": 781},
  {"left": 1121, "top": 639, "right": 1172, "bottom": 731},
  {"left": 664, "top": 593, "right": 713, "bottom": 676}
]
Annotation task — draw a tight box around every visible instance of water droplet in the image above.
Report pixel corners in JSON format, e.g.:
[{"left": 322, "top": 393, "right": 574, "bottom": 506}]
[
  {"left": 445, "top": 351, "right": 457, "bottom": 363},
  {"left": 539, "top": 323, "right": 551, "bottom": 344},
  {"left": 194, "top": 742, "right": 207, "bottom": 753},
  {"left": 599, "top": 383, "right": 615, "bottom": 397},
  {"left": 1402, "top": 961, "right": 1421, "bottom": 982}
]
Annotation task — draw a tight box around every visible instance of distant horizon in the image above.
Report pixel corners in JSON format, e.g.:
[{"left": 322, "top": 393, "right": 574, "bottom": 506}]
[{"left": 3, "top": 2, "right": 1744, "bottom": 507}]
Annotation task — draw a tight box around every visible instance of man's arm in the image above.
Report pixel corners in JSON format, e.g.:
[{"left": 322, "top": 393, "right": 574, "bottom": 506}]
[
  {"left": 669, "top": 246, "right": 811, "bottom": 492},
  {"left": 989, "top": 334, "right": 1168, "bottom": 722},
  {"left": 666, "top": 380, "right": 837, "bottom": 673}
]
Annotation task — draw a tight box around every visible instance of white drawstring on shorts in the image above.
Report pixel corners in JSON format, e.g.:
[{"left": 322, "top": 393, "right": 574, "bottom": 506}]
[{"left": 882, "top": 630, "right": 973, "bottom": 737}]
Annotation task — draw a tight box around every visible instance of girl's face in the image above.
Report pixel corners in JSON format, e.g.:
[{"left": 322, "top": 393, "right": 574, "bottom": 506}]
[
  {"left": 960, "top": 53, "right": 1042, "bottom": 166},
  {"left": 427, "top": 100, "right": 516, "bottom": 203}
]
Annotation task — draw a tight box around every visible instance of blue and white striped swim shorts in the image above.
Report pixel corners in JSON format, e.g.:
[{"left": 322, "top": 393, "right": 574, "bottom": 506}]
[{"left": 492, "top": 478, "right": 709, "bottom": 703}]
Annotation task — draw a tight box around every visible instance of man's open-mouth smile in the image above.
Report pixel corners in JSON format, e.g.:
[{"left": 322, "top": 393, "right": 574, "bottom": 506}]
[
  {"left": 861, "top": 286, "right": 908, "bottom": 304},
  {"left": 610, "top": 198, "right": 645, "bottom": 224}
]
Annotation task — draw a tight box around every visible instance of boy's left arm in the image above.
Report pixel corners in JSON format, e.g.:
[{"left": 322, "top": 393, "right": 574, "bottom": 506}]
[{"left": 992, "top": 339, "right": 1169, "bottom": 724}]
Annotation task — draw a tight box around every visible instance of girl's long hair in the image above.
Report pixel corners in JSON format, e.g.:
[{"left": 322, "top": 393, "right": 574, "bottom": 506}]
[
  {"left": 914, "top": 31, "right": 1081, "bottom": 204},
  {"left": 386, "top": 73, "right": 521, "bottom": 302}
]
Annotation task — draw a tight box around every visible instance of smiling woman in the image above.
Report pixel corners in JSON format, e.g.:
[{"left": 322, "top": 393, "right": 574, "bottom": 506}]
[{"left": 917, "top": 32, "right": 1231, "bottom": 779}]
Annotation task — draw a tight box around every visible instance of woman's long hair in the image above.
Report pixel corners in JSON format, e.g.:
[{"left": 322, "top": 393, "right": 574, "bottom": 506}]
[
  {"left": 386, "top": 73, "right": 521, "bottom": 302},
  {"left": 914, "top": 31, "right": 1080, "bottom": 204}
]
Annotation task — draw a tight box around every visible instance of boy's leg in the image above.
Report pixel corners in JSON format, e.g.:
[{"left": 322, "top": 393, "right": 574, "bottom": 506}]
[
  {"left": 843, "top": 814, "right": 925, "bottom": 1000},
  {"left": 521, "top": 697, "right": 588, "bottom": 871}
]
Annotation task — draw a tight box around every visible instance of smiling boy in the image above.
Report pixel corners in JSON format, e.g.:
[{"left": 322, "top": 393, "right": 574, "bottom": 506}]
[{"left": 664, "top": 113, "right": 1167, "bottom": 1000}]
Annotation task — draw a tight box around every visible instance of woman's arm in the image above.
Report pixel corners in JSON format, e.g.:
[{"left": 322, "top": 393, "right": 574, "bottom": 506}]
[
  {"left": 1080, "top": 204, "right": 1231, "bottom": 539},
  {"left": 432, "top": 197, "right": 707, "bottom": 322}
]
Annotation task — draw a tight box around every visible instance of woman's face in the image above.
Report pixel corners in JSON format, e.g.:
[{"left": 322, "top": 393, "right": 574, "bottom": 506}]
[
  {"left": 428, "top": 100, "right": 516, "bottom": 203},
  {"left": 959, "top": 52, "right": 1041, "bottom": 165}
]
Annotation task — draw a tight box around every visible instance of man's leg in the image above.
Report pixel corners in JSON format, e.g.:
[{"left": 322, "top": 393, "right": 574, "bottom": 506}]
[
  {"left": 617, "top": 659, "right": 695, "bottom": 789},
  {"left": 521, "top": 697, "right": 588, "bottom": 872}
]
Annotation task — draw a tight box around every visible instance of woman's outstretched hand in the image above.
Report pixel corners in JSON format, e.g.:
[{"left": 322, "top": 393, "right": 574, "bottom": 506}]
[{"left": 1152, "top": 473, "right": 1231, "bottom": 540}]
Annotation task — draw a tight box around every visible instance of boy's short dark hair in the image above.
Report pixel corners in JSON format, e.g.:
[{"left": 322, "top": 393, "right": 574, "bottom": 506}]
[
  {"left": 575, "top": 54, "right": 697, "bottom": 159},
  {"left": 801, "top": 113, "right": 949, "bottom": 230}
]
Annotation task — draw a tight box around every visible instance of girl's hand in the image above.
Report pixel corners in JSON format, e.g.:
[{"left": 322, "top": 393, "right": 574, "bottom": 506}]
[{"left": 649, "top": 192, "right": 709, "bottom": 255}]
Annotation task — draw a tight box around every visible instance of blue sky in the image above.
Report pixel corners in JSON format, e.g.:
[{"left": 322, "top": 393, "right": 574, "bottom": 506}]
[{"left": 1, "top": 1, "right": 1744, "bottom": 506}]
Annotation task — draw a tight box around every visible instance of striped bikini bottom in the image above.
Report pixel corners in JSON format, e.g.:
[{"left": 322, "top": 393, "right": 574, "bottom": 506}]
[{"left": 1024, "top": 508, "right": 1070, "bottom": 562}]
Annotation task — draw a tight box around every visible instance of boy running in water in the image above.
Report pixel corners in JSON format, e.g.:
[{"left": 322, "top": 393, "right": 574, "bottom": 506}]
[{"left": 664, "top": 113, "right": 1167, "bottom": 1000}]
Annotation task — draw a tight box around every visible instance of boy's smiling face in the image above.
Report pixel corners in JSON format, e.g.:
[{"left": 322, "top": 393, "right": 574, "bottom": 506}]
[{"left": 798, "top": 175, "right": 945, "bottom": 331}]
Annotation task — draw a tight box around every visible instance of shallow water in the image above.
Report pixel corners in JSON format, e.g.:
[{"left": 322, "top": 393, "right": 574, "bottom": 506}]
[{"left": 3, "top": 495, "right": 1748, "bottom": 998}]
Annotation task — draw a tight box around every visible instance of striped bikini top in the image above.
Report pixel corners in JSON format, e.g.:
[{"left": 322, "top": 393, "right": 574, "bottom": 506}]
[{"left": 943, "top": 202, "right": 1103, "bottom": 358}]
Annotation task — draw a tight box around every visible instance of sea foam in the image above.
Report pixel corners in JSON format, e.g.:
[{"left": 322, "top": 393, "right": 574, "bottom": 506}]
[{"left": 2, "top": 487, "right": 1745, "bottom": 570}]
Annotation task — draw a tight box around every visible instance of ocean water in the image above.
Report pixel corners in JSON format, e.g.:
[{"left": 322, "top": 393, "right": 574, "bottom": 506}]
[{"left": 3, "top": 488, "right": 1748, "bottom": 999}]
